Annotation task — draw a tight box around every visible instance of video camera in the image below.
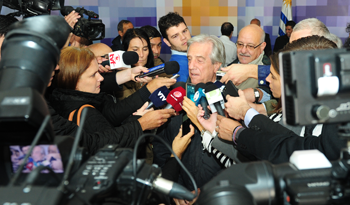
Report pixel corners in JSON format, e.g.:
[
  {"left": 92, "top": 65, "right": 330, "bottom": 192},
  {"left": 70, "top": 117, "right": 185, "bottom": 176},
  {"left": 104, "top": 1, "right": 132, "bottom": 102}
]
[
  {"left": 197, "top": 48, "right": 350, "bottom": 204},
  {"left": 61, "top": 6, "right": 105, "bottom": 41},
  {"left": 2, "top": 0, "right": 64, "bottom": 16}
]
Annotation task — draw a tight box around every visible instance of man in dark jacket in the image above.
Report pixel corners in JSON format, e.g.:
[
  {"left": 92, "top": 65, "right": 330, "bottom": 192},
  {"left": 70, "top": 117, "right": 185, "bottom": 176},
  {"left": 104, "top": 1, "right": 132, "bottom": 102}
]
[
  {"left": 153, "top": 34, "right": 227, "bottom": 190},
  {"left": 273, "top": 20, "right": 296, "bottom": 53},
  {"left": 110, "top": 20, "right": 133, "bottom": 51}
]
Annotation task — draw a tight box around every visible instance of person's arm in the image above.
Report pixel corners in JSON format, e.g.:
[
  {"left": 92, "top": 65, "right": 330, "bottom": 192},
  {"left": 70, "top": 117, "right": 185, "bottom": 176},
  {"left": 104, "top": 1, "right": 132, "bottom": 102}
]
[
  {"left": 234, "top": 114, "right": 346, "bottom": 164},
  {"left": 257, "top": 65, "right": 270, "bottom": 86}
]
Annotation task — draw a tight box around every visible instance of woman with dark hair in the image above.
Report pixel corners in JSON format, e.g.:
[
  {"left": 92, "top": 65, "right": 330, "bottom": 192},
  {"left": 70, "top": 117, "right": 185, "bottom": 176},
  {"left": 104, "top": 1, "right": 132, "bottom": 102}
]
[
  {"left": 118, "top": 28, "right": 155, "bottom": 99},
  {"left": 123, "top": 28, "right": 154, "bottom": 68},
  {"left": 49, "top": 46, "right": 176, "bottom": 154}
]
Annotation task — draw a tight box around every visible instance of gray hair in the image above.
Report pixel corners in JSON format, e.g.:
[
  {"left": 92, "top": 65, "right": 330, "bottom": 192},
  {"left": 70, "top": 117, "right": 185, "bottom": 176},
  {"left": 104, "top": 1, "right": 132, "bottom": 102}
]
[
  {"left": 293, "top": 18, "right": 330, "bottom": 37},
  {"left": 260, "top": 31, "right": 266, "bottom": 44},
  {"left": 328, "top": 33, "right": 343, "bottom": 48},
  {"left": 187, "top": 34, "right": 226, "bottom": 66}
]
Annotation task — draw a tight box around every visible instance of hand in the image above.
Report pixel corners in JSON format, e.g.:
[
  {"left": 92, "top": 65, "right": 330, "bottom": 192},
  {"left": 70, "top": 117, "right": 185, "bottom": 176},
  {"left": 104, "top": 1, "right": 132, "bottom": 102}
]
[
  {"left": 133, "top": 102, "right": 153, "bottom": 116},
  {"left": 215, "top": 115, "right": 241, "bottom": 141},
  {"left": 96, "top": 56, "right": 111, "bottom": 73},
  {"left": 220, "top": 64, "right": 258, "bottom": 85},
  {"left": 197, "top": 105, "right": 217, "bottom": 134},
  {"left": 173, "top": 188, "right": 200, "bottom": 205},
  {"left": 131, "top": 66, "right": 153, "bottom": 83},
  {"left": 146, "top": 77, "right": 176, "bottom": 93},
  {"left": 225, "top": 89, "right": 251, "bottom": 120},
  {"left": 171, "top": 124, "right": 194, "bottom": 159},
  {"left": 182, "top": 97, "right": 202, "bottom": 130},
  {"left": 138, "top": 109, "right": 176, "bottom": 131},
  {"left": 64, "top": 10, "right": 80, "bottom": 29}
]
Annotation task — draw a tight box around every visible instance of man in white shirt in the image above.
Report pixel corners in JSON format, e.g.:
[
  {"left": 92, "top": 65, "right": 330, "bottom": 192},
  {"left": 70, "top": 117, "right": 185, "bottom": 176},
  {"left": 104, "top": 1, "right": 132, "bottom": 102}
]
[{"left": 219, "top": 22, "right": 237, "bottom": 67}]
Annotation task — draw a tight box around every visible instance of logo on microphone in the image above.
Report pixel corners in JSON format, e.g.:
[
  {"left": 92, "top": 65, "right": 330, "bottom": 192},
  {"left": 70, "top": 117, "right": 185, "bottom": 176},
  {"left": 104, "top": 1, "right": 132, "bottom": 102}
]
[
  {"left": 174, "top": 91, "right": 182, "bottom": 98},
  {"left": 109, "top": 53, "right": 121, "bottom": 66}
]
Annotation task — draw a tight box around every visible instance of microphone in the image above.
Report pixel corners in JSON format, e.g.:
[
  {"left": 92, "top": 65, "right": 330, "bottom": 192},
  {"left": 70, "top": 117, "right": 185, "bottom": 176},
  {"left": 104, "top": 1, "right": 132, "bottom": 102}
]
[
  {"left": 164, "top": 86, "right": 186, "bottom": 112},
  {"left": 194, "top": 83, "right": 210, "bottom": 119},
  {"left": 137, "top": 61, "right": 179, "bottom": 78},
  {"left": 205, "top": 83, "right": 225, "bottom": 116},
  {"left": 101, "top": 51, "right": 139, "bottom": 69},
  {"left": 152, "top": 176, "right": 195, "bottom": 201},
  {"left": 146, "top": 86, "right": 170, "bottom": 109}
]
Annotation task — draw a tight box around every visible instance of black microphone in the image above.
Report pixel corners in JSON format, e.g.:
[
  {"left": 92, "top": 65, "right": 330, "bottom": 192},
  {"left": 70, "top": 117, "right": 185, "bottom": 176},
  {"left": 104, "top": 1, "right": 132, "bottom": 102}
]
[
  {"left": 205, "top": 83, "right": 225, "bottom": 116},
  {"left": 194, "top": 83, "right": 210, "bottom": 119},
  {"left": 101, "top": 51, "right": 139, "bottom": 68},
  {"left": 136, "top": 61, "right": 179, "bottom": 78},
  {"left": 146, "top": 86, "right": 170, "bottom": 109}
]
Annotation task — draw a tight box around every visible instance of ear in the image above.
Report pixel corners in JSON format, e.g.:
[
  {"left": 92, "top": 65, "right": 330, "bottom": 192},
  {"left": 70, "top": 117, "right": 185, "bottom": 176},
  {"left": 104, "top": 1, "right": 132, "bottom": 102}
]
[
  {"left": 163, "top": 38, "right": 172, "bottom": 47},
  {"left": 260, "top": 42, "right": 266, "bottom": 52},
  {"left": 213, "top": 62, "right": 222, "bottom": 73},
  {"left": 118, "top": 30, "right": 123, "bottom": 37}
]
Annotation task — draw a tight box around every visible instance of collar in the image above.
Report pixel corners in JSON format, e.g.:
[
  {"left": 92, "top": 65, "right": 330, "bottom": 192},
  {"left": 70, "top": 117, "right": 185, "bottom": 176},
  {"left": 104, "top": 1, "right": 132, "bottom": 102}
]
[{"left": 171, "top": 49, "right": 187, "bottom": 56}]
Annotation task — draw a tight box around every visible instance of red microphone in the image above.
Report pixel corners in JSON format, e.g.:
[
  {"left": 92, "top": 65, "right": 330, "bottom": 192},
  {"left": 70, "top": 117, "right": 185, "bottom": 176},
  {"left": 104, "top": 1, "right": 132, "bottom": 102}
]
[{"left": 164, "top": 87, "right": 186, "bottom": 112}]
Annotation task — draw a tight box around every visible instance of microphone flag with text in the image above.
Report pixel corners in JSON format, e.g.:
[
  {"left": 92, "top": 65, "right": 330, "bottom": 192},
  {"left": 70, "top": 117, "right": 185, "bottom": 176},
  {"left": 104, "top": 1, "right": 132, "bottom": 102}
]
[
  {"left": 101, "top": 50, "right": 139, "bottom": 69},
  {"left": 205, "top": 83, "right": 225, "bottom": 116},
  {"left": 164, "top": 86, "right": 186, "bottom": 112},
  {"left": 193, "top": 83, "right": 210, "bottom": 119},
  {"left": 146, "top": 86, "right": 170, "bottom": 109}
]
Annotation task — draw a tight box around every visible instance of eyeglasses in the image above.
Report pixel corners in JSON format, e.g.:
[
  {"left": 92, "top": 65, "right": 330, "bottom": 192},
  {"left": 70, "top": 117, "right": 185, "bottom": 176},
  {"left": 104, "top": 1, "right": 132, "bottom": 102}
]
[{"left": 236, "top": 42, "right": 263, "bottom": 51}]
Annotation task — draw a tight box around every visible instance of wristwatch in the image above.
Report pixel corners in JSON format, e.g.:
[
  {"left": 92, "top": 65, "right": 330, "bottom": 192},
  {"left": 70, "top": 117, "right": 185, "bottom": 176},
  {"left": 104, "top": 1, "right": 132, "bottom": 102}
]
[{"left": 254, "top": 88, "right": 260, "bottom": 103}]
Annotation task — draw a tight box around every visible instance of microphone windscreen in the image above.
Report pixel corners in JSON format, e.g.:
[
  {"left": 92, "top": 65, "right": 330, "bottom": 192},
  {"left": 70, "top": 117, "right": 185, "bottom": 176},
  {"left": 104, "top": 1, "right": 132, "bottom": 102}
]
[
  {"left": 60, "top": 6, "right": 74, "bottom": 16},
  {"left": 195, "top": 83, "right": 206, "bottom": 92},
  {"left": 164, "top": 61, "right": 180, "bottom": 75},
  {"left": 122, "top": 51, "right": 139, "bottom": 65},
  {"left": 205, "top": 83, "right": 219, "bottom": 93},
  {"left": 170, "top": 81, "right": 186, "bottom": 90},
  {"left": 166, "top": 87, "right": 186, "bottom": 112},
  {"left": 149, "top": 86, "right": 170, "bottom": 108}
]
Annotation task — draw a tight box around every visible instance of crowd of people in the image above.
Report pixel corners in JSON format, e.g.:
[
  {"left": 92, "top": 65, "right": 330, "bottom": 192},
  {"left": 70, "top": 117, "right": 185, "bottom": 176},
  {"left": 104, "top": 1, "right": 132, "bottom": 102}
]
[{"left": 1, "top": 10, "right": 349, "bottom": 204}]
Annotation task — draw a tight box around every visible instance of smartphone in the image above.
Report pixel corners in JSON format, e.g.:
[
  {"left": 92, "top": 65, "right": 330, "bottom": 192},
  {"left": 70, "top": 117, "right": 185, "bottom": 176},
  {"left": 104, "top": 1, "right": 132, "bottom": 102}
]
[
  {"left": 170, "top": 74, "right": 180, "bottom": 79},
  {"left": 186, "top": 83, "right": 196, "bottom": 102},
  {"left": 222, "top": 80, "right": 239, "bottom": 100}
]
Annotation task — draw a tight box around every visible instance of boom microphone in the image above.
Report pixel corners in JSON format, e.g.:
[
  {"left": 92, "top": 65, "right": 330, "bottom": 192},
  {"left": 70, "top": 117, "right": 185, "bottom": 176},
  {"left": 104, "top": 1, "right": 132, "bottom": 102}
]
[
  {"left": 137, "top": 61, "right": 179, "bottom": 78},
  {"left": 164, "top": 86, "right": 186, "bottom": 112},
  {"left": 101, "top": 51, "right": 139, "bottom": 69},
  {"left": 205, "top": 83, "right": 225, "bottom": 116},
  {"left": 194, "top": 83, "right": 210, "bottom": 119},
  {"left": 146, "top": 86, "right": 170, "bottom": 109}
]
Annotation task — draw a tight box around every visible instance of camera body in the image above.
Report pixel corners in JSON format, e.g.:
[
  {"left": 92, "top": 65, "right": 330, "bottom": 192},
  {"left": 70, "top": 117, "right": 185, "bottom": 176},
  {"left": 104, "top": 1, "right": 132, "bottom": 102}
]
[
  {"left": 61, "top": 6, "right": 105, "bottom": 41},
  {"left": 3, "top": 0, "right": 64, "bottom": 16}
]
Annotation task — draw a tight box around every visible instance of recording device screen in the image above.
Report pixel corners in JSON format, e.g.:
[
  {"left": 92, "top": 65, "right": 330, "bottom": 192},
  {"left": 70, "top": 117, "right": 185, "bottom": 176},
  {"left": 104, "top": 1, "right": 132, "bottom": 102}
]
[{"left": 9, "top": 145, "right": 64, "bottom": 174}]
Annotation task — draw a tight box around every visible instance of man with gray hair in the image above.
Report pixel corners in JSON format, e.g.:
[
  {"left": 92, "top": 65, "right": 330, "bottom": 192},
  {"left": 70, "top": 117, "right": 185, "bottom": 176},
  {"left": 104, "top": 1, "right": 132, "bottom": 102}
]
[{"left": 153, "top": 34, "right": 227, "bottom": 191}]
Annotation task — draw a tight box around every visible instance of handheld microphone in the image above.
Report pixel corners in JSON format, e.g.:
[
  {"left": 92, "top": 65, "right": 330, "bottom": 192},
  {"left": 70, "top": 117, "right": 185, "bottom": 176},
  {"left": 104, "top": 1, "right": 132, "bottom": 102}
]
[
  {"left": 194, "top": 83, "right": 210, "bottom": 119},
  {"left": 205, "top": 83, "right": 225, "bottom": 116},
  {"left": 136, "top": 61, "right": 180, "bottom": 78},
  {"left": 101, "top": 51, "right": 139, "bottom": 69},
  {"left": 164, "top": 86, "right": 186, "bottom": 112},
  {"left": 152, "top": 176, "right": 196, "bottom": 201},
  {"left": 146, "top": 86, "right": 170, "bottom": 109}
]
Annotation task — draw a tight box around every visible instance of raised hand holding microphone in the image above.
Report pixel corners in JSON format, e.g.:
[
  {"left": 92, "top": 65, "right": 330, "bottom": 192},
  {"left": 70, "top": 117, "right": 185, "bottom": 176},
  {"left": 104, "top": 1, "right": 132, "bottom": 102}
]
[{"left": 225, "top": 89, "right": 251, "bottom": 120}]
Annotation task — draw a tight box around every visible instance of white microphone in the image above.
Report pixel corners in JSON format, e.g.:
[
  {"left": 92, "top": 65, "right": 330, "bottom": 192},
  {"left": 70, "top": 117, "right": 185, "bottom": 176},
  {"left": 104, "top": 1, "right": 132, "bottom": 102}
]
[
  {"left": 205, "top": 83, "right": 225, "bottom": 116},
  {"left": 101, "top": 50, "right": 139, "bottom": 69}
]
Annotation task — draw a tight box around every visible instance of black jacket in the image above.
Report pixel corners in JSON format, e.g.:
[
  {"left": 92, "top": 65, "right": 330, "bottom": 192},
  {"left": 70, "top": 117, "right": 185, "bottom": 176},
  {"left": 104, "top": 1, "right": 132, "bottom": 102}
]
[
  {"left": 236, "top": 114, "right": 347, "bottom": 164},
  {"left": 110, "top": 35, "right": 123, "bottom": 51},
  {"left": 273, "top": 34, "right": 289, "bottom": 53},
  {"left": 49, "top": 86, "right": 150, "bottom": 154},
  {"left": 153, "top": 114, "right": 225, "bottom": 190}
]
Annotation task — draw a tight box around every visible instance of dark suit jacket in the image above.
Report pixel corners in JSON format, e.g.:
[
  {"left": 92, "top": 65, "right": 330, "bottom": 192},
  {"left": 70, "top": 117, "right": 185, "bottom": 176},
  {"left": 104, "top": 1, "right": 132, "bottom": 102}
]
[
  {"left": 110, "top": 35, "right": 123, "bottom": 51},
  {"left": 264, "top": 33, "right": 272, "bottom": 57},
  {"left": 236, "top": 114, "right": 346, "bottom": 164},
  {"left": 273, "top": 34, "right": 289, "bottom": 53}
]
